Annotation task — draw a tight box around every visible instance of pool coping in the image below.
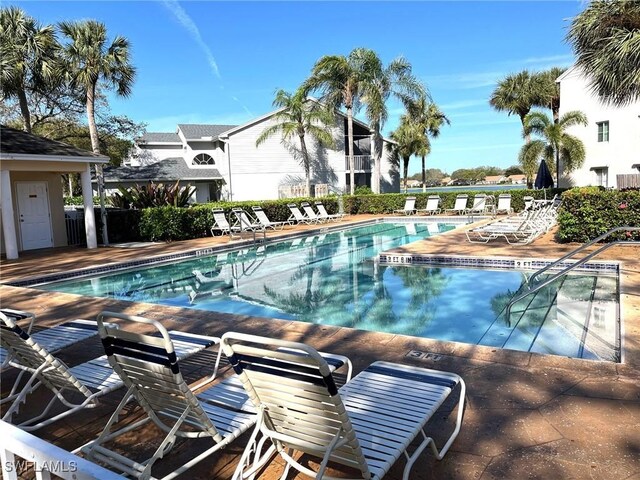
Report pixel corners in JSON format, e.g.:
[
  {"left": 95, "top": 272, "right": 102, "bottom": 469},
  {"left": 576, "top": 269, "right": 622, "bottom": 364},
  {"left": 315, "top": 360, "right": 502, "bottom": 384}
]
[{"left": 9, "top": 216, "right": 469, "bottom": 287}]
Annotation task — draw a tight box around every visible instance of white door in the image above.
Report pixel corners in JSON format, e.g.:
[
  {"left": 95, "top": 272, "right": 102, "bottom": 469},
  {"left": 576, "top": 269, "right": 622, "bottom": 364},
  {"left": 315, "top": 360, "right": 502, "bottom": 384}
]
[{"left": 16, "top": 181, "right": 53, "bottom": 250}]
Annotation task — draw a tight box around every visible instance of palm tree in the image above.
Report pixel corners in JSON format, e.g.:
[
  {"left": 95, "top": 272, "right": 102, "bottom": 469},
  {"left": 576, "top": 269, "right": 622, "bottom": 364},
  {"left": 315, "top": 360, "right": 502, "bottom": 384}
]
[
  {"left": 519, "top": 111, "right": 588, "bottom": 187},
  {"left": 305, "top": 48, "right": 381, "bottom": 194},
  {"left": 59, "top": 20, "right": 135, "bottom": 245},
  {"left": 534, "top": 67, "right": 567, "bottom": 123},
  {"left": 567, "top": 0, "right": 640, "bottom": 106},
  {"left": 359, "top": 55, "right": 424, "bottom": 194},
  {"left": 388, "top": 117, "right": 426, "bottom": 193},
  {"left": 0, "top": 6, "right": 58, "bottom": 132},
  {"left": 489, "top": 70, "right": 539, "bottom": 144},
  {"left": 406, "top": 96, "right": 450, "bottom": 192},
  {"left": 256, "top": 88, "right": 334, "bottom": 196}
]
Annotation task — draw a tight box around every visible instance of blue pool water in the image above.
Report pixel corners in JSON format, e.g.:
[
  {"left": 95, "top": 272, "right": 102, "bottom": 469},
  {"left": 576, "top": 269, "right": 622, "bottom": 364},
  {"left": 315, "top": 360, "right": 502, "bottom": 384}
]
[{"left": 37, "top": 222, "right": 619, "bottom": 361}]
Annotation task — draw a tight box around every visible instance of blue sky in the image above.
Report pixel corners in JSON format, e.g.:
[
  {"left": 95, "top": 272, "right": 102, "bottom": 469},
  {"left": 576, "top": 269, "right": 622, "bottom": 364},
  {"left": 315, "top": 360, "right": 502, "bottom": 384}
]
[{"left": 15, "top": 1, "right": 584, "bottom": 174}]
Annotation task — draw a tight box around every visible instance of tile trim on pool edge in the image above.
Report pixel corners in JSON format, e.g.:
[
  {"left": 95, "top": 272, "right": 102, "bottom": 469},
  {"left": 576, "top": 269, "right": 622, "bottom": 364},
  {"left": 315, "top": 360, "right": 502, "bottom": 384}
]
[{"left": 379, "top": 253, "right": 619, "bottom": 274}]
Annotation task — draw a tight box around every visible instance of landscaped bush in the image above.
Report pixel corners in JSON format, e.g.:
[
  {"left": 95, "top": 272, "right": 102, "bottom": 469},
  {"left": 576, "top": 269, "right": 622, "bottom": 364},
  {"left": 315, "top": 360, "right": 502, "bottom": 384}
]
[
  {"left": 556, "top": 188, "right": 640, "bottom": 243},
  {"left": 65, "top": 195, "right": 100, "bottom": 206},
  {"left": 343, "top": 188, "right": 566, "bottom": 214}
]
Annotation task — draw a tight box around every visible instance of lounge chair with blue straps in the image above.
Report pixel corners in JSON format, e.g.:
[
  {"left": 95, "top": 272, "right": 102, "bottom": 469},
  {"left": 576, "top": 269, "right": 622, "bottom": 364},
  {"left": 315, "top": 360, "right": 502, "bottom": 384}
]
[{"left": 221, "top": 332, "right": 466, "bottom": 480}]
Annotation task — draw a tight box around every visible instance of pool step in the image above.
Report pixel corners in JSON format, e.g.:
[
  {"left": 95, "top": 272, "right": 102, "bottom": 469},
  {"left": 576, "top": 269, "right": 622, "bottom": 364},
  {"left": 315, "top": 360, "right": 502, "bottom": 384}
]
[{"left": 482, "top": 274, "right": 618, "bottom": 361}]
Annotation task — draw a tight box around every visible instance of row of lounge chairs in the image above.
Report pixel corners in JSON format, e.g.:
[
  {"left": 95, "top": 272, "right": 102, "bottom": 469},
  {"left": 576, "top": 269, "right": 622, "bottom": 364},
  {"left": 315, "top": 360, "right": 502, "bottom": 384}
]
[
  {"left": 395, "top": 193, "right": 515, "bottom": 216},
  {"left": 211, "top": 202, "right": 346, "bottom": 237},
  {"left": 1, "top": 308, "right": 466, "bottom": 480},
  {"left": 465, "top": 196, "right": 561, "bottom": 245}
]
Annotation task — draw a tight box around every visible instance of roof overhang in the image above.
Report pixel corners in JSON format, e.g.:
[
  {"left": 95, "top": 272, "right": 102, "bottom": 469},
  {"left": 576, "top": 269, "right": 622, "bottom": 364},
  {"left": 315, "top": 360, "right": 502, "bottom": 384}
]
[
  {"left": 632, "top": 164, "right": 640, "bottom": 170},
  {"left": 0, "top": 153, "right": 109, "bottom": 163},
  {"left": 137, "top": 141, "right": 182, "bottom": 146},
  {"left": 589, "top": 166, "right": 608, "bottom": 171}
]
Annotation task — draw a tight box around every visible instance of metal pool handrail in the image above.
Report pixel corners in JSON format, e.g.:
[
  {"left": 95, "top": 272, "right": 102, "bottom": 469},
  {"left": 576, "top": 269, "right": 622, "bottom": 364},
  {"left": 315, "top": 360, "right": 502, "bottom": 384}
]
[
  {"left": 526, "top": 226, "right": 640, "bottom": 286},
  {"left": 505, "top": 226, "right": 640, "bottom": 325}
]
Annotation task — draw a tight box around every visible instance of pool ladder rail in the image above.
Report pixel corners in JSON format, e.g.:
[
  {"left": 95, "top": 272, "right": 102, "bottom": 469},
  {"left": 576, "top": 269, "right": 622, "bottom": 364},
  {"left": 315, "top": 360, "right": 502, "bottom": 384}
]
[{"left": 505, "top": 226, "right": 640, "bottom": 325}]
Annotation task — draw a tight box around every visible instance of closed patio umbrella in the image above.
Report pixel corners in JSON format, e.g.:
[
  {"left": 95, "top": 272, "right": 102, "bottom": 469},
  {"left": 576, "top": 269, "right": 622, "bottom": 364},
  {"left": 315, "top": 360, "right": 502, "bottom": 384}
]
[{"left": 534, "top": 160, "right": 554, "bottom": 199}]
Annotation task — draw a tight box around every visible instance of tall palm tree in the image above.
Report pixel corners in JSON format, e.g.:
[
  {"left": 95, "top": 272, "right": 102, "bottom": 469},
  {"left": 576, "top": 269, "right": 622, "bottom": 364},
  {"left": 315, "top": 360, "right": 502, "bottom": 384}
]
[
  {"left": 567, "top": 0, "right": 640, "bottom": 106},
  {"left": 59, "top": 20, "right": 135, "bottom": 245},
  {"left": 534, "top": 67, "right": 567, "bottom": 123},
  {"left": 360, "top": 55, "right": 424, "bottom": 194},
  {"left": 305, "top": 48, "right": 381, "bottom": 194},
  {"left": 256, "top": 88, "right": 335, "bottom": 196},
  {"left": 489, "top": 70, "right": 539, "bottom": 144},
  {"left": 406, "top": 96, "right": 450, "bottom": 192},
  {"left": 0, "top": 6, "right": 58, "bottom": 132},
  {"left": 388, "top": 117, "right": 426, "bottom": 193},
  {"left": 519, "top": 110, "right": 588, "bottom": 187}
]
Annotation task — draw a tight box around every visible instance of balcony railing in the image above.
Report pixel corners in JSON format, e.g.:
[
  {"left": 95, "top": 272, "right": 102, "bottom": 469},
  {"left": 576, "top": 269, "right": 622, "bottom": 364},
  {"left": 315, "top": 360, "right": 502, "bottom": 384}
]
[{"left": 345, "top": 155, "right": 371, "bottom": 171}]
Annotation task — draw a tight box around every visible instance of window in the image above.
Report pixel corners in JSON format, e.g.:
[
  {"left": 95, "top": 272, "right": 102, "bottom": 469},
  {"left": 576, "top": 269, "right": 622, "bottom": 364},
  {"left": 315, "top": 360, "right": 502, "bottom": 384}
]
[
  {"left": 192, "top": 153, "right": 214, "bottom": 165},
  {"left": 597, "top": 121, "right": 609, "bottom": 142}
]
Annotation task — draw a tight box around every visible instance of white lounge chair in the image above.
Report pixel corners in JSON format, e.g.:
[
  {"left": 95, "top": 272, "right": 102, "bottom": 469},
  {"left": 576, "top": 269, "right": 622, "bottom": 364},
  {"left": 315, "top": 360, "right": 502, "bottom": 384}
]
[
  {"left": 287, "top": 203, "right": 317, "bottom": 224},
  {"left": 251, "top": 206, "right": 289, "bottom": 230},
  {"left": 418, "top": 195, "right": 441, "bottom": 215},
  {"left": 211, "top": 208, "right": 240, "bottom": 237},
  {"left": 315, "top": 201, "right": 345, "bottom": 222},
  {"left": 301, "top": 202, "right": 326, "bottom": 223},
  {"left": 466, "top": 194, "right": 489, "bottom": 215},
  {"left": 394, "top": 196, "right": 416, "bottom": 215},
  {"left": 495, "top": 193, "right": 513, "bottom": 215},
  {"left": 80, "top": 311, "right": 253, "bottom": 480},
  {"left": 221, "top": 332, "right": 466, "bottom": 480},
  {"left": 445, "top": 194, "right": 468, "bottom": 215},
  {"left": 0, "top": 313, "right": 122, "bottom": 431},
  {"left": 0, "top": 308, "right": 103, "bottom": 369}
]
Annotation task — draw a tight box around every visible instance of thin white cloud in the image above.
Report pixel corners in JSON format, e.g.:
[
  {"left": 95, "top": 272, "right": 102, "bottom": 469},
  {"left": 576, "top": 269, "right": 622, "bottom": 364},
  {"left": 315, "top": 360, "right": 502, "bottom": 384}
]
[{"left": 161, "top": 0, "right": 220, "bottom": 79}]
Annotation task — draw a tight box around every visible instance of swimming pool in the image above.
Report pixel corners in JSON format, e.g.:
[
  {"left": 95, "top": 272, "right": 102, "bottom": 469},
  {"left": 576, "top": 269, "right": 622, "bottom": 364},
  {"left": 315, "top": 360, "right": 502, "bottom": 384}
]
[{"left": 35, "top": 221, "right": 620, "bottom": 361}]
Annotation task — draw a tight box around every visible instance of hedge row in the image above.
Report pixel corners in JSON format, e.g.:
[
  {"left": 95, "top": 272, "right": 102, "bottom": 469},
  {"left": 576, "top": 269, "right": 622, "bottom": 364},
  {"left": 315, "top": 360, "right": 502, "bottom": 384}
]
[
  {"left": 556, "top": 188, "right": 640, "bottom": 243},
  {"left": 343, "top": 188, "right": 566, "bottom": 214},
  {"left": 86, "top": 188, "right": 639, "bottom": 244}
]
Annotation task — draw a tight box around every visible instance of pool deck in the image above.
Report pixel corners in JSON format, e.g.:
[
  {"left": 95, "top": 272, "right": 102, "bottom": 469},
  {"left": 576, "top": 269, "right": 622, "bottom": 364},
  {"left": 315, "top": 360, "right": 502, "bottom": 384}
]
[{"left": 1, "top": 215, "right": 639, "bottom": 479}]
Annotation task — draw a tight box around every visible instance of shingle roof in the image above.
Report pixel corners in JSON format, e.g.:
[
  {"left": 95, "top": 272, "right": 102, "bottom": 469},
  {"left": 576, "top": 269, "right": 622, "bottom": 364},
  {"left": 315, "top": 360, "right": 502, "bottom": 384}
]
[
  {"left": 137, "top": 132, "right": 181, "bottom": 143},
  {"left": 177, "top": 124, "right": 236, "bottom": 140},
  {"left": 0, "top": 125, "right": 107, "bottom": 159},
  {"left": 103, "top": 157, "right": 222, "bottom": 183}
]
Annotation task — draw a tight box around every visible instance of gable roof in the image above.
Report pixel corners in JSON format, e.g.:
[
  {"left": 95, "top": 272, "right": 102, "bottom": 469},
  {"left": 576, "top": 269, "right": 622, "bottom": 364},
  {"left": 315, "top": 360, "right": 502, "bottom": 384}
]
[
  {"left": 138, "top": 132, "right": 181, "bottom": 143},
  {"left": 102, "top": 157, "right": 222, "bottom": 183},
  {"left": 219, "top": 98, "right": 388, "bottom": 141},
  {"left": 0, "top": 125, "right": 108, "bottom": 162},
  {"left": 177, "top": 124, "right": 237, "bottom": 140}
]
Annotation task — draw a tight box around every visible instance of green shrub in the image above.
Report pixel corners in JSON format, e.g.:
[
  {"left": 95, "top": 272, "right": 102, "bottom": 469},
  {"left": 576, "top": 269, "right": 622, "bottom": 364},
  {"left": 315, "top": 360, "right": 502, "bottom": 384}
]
[
  {"left": 556, "top": 188, "right": 640, "bottom": 243},
  {"left": 109, "top": 181, "right": 196, "bottom": 209},
  {"left": 343, "top": 188, "right": 566, "bottom": 214},
  {"left": 65, "top": 196, "right": 100, "bottom": 206}
]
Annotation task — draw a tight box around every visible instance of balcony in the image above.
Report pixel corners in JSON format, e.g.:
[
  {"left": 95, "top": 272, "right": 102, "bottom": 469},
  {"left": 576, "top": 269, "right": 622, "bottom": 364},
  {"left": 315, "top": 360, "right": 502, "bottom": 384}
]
[{"left": 345, "top": 155, "right": 372, "bottom": 172}]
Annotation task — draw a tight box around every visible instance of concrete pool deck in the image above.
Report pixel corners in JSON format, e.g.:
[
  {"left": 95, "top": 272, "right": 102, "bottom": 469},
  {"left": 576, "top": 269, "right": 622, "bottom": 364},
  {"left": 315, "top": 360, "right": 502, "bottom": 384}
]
[{"left": 1, "top": 215, "right": 639, "bottom": 479}]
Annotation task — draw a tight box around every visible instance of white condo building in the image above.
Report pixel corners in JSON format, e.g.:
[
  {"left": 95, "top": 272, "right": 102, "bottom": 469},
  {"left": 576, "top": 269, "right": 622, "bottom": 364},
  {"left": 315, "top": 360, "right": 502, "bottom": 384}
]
[
  {"left": 107, "top": 103, "right": 400, "bottom": 202},
  {"left": 557, "top": 66, "right": 640, "bottom": 189}
]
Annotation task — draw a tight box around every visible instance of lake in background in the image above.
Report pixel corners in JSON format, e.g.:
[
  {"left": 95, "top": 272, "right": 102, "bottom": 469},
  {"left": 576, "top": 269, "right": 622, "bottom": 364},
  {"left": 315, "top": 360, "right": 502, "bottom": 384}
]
[{"left": 408, "top": 184, "right": 527, "bottom": 193}]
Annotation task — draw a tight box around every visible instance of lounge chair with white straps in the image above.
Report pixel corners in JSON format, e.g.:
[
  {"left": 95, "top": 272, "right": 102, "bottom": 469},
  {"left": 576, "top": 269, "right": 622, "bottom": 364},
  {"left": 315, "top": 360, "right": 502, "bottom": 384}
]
[
  {"left": 417, "top": 195, "right": 441, "bottom": 215},
  {"left": 495, "top": 193, "right": 513, "bottom": 215},
  {"left": 445, "top": 194, "right": 468, "bottom": 215},
  {"left": 287, "top": 203, "right": 317, "bottom": 224},
  {"left": 81, "top": 313, "right": 350, "bottom": 479},
  {"left": 300, "top": 202, "right": 327, "bottom": 223},
  {"left": 211, "top": 208, "right": 240, "bottom": 237},
  {"left": 314, "top": 201, "right": 345, "bottom": 222},
  {"left": 0, "top": 311, "right": 217, "bottom": 433},
  {"left": 221, "top": 332, "right": 466, "bottom": 480},
  {"left": 251, "top": 206, "right": 290, "bottom": 230},
  {"left": 231, "top": 208, "right": 266, "bottom": 241},
  {"left": 393, "top": 196, "right": 416, "bottom": 215}
]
